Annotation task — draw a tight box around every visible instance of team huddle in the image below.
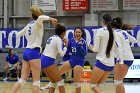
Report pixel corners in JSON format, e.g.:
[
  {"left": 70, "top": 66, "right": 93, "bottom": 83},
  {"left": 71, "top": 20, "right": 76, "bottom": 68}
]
[{"left": 9, "top": 5, "right": 137, "bottom": 93}]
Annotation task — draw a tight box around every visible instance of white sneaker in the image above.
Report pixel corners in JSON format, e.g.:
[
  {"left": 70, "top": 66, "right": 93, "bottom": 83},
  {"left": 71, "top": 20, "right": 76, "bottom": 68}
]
[
  {"left": 40, "top": 85, "right": 49, "bottom": 91},
  {"left": 3, "top": 77, "right": 8, "bottom": 81},
  {"left": 17, "top": 77, "right": 20, "bottom": 81}
]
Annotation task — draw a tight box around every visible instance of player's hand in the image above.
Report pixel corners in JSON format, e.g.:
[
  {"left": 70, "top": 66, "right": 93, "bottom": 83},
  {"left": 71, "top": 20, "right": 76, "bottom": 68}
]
[
  {"left": 88, "top": 44, "right": 94, "bottom": 52},
  {"left": 50, "top": 18, "right": 57, "bottom": 26},
  {"left": 63, "top": 38, "right": 68, "bottom": 47}
]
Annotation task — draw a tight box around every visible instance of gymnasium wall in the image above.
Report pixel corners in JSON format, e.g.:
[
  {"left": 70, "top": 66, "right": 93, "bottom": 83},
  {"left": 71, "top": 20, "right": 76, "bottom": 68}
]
[{"left": 0, "top": 0, "right": 140, "bottom": 28}]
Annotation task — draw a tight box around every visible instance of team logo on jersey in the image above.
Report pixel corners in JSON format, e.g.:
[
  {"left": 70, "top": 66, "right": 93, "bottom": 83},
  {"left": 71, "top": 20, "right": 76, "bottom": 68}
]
[{"left": 78, "top": 41, "right": 84, "bottom": 45}]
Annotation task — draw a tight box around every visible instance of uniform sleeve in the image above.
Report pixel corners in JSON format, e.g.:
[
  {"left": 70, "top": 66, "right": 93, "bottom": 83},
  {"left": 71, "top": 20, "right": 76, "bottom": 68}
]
[
  {"left": 36, "top": 15, "right": 50, "bottom": 24},
  {"left": 115, "top": 33, "right": 124, "bottom": 64},
  {"left": 6, "top": 56, "right": 9, "bottom": 62},
  {"left": 77, "top": 40, "right": 87, "bottom": 56},
  {"left": 33, "top": 15, "right": 50, "bottom": 30},
  {"left": 92, "top": 29, "right": 101, "bottom": 52},
  {"left": 15, "top": 54, "right": 19, "bottom": 62},
  {"left": 57, "top": 38, "right": 67, "bottom": 57},
  {"left": 17, "top": 25, "right": 29, "bottom": 37},
  {"left": 126, "top": 32, "right": 137, "bottom": 43}
]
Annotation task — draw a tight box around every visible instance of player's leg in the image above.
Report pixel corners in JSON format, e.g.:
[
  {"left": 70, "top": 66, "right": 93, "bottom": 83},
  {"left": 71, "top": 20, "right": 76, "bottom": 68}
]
[
  {"left": 43, "top": 68, "right": 56, "bottom": 93},
  {"left": 30, "top": 59, "right": 41, "bottom": 93},
  {"left": 90, "top": 66, "right": 105, "bottom": 93},
  {"left": 59, "top": 61, "right": 72, "bottom": 75},
  {"left": 114, "top": 63, "right": 129, "bottom": 93},
  {"left": 11, "top": 59, "right": 30, "bottom": 93},
  {"left": 40, "top": 61, "right": 71, "bottom": 91},
  {"left": 73, "top": 65, "right": 83, "bottom": 93},
  {"left": 98, "top": 71, "right": 110, "bottom": 92},
  {"left": 44, "top": 64, "right": 65, "bottom": 93}
]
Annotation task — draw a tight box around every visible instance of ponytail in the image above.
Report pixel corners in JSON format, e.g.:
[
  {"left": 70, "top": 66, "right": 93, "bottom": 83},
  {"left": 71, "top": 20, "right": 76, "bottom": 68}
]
[
  {"left": 102, "top": 14, "right": 114, "bottom": 58},
  {"left": 106, "top": 23, "right": 114, "bottom": 58}
]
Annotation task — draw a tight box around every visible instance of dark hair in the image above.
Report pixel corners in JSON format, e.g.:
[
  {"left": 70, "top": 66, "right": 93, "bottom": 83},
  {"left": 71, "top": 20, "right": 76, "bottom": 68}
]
[
  {"left": 74, "top": 27, "right": 86, "bottom": 39},
  {"left": 55, "top": 24, "right": 66, "bottom": 36},
  {"left": 8, "top": 48, "right": 13, "bottom": 56},
  {"left": 102, "top": 14, "right": 114, "bottom": 58},
  {"left": 111, "top": 17, "right": 123, "bottom": 29}
]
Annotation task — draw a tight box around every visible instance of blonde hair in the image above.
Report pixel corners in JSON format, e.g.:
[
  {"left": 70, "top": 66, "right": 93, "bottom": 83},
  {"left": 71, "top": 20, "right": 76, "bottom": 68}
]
[{"left": 30, "top": 5, "right": 43, "bottom": 19}]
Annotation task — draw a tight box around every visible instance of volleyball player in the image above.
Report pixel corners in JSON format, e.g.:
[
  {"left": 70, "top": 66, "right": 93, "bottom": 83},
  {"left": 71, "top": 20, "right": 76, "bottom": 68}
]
[
  {"left": 58, "top": 27, "right": 87, "bottom": 93},
  {"left": 40, "top": 45, "right": 72, "bottom": 91},
  {"left": 41, "top": 24, "right": 68, "bottom": 93},
  {"left": 89, "top": 14, "right": 115, "bottom": 93},
  {"left": 111, "top": 17, "right": 137, "bottom": 93},
  {"left": 11, "top": 5, "right": 57, "bottom": 93}
]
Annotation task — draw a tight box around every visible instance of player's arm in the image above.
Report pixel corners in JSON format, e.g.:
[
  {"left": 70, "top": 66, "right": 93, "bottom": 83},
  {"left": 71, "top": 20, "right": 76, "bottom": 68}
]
[
  {"left": 36, "top": 15, "right": 57, "bottom": 26},
  {"left": 89, "top": 29, "right": 101, "bottom": 52},
  {"left": 17, "top": 25, "right": 29, "bottom": 37},
  {"left": 126, "top": 32, "right": 137, "bottom": 43},
  {"left": 115, "top": 33, "right": 124, "bottom": 64},
  {"left": 57, "top": 38, "right": 67, "bottom": 57}
]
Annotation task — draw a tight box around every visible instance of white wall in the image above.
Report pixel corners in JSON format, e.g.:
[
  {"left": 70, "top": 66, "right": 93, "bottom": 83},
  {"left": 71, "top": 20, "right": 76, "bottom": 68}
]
[
  {"left": 14, "top": 0, "right": 30, "bottom": 16},
  {"left": 0, "top": 0, "right": 2, "bottom": 16},
  {"left": 84, "top": 13, "right": 98, "bottom": 26}
]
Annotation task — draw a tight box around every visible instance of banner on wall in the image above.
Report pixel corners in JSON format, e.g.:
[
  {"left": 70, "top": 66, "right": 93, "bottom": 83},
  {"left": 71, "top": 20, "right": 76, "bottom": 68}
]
[
  {"left": 0, "top": 26, "right": 139, "bottom": 48},
  {"left": 31, "top": 0, "right": 57, "bottom": 11},
  {"left": 93, "top": 0, "right": 118, "bottom": 11},
  {"left": 62, "top": 0, "right": 88, "bottom": 10},
  {"left": 0, "top": 27, "right": 98, "bottom": 48},
  {"left": 125, "top": 59, "right": 140, "bottom": 78},
  {"left": 133, "top": 26, "right": 140, "bottom": 47},
  {"left": 123, "top": 0, "right": 140, "bottom": 10},
  {"left": 0, "top": 28, "right": 27, "bottom": 48}
]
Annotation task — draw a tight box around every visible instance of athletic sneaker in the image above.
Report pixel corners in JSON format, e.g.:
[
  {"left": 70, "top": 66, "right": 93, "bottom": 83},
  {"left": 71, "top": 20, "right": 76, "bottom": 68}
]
[
  {"left": 3, "top": 77, "right": 8, "bottom": 81},
  {"left": 17, "top": 77, "right": 20, "bottom": 81},
  {"left": 40, "top": 85, "right": 49, "bottom": 91}
]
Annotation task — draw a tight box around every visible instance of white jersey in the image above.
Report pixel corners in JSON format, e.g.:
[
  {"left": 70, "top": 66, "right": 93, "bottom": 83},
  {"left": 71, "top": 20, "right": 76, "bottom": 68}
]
[
  {"left": 93, "top": 27, "right": 115, "bottom": 66},
  {"left": 43, "top": 35, "right": 67, "bottom": 59},
  {"left": 17, "top": 15, "right": 50, "bottom": 49},
  {"left": 115, "top": 29, "right": 137, "bottom": 61}
]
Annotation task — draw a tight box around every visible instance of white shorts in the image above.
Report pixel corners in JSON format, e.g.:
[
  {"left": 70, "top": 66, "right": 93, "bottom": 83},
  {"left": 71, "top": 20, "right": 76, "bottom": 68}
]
[{"left": 8, "top": 63, "right": 17, "bottom": 70}]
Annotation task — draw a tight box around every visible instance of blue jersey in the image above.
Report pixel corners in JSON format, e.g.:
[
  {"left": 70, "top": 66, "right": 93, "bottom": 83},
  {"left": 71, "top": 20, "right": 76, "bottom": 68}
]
[
  {"left": 6, "top": 53, "right": 19, "bottom": 64},
  {"left": 68, "top": 38, "right": 87, "bottom": 62}
]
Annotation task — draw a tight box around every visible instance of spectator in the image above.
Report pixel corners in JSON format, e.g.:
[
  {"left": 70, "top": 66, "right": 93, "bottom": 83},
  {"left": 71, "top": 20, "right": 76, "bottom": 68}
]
[{"left": 3, "top": 48, "right": 20, "bottom": 81}]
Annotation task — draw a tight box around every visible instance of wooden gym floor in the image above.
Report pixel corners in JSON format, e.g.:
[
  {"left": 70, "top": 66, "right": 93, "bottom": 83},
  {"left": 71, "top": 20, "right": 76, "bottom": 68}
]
[{"left": 0, "top": 81, "right": 139, "bottom": 93}]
